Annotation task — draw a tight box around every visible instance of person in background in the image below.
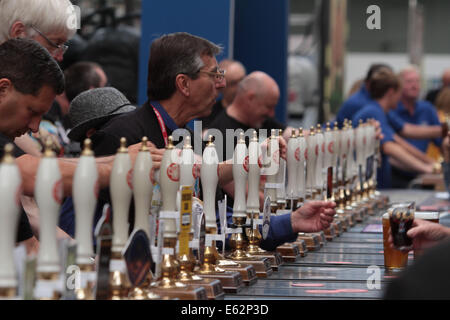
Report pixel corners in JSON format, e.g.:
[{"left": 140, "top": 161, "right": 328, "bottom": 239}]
[
  {"left": 425, "top": 67, "right": 450, "bottom": 106},
  {"left": 207, "top": 71, "right": 282, "bottom": 210},
  {"left": 0, "top": 0, "right": 77, "bottom": 158},
  {"left": 435, "top": 87, "right": 450, "bottom": 121},
  {"left": 59, "top": 87, "right": 136, "bottom": 238},
  {"left": 336, "top": 63, "right": 392, "bottom": 128},
  {"left": 387, "top": 66, "right": 444, "bottom": 187},
  {"left": 208, "top": 71, "right": 283, "bottom": 162},
  {"left": 347, "top": 78, "right": 364, "bottom": 98},
  {"left": 0, "top": 39, "right": 66, "bottom": 252},
  {"left": 0, "top": 0, "right": 76, "bottom": 61},
  {"left": 38, "top": 61, "right": 109, "bottom": 157},
  {"left": 67, "top": 87, "right": 135, "bottom": 144},
  {"left": 352, "top": 68, "right": 436, "bottom": 189}
]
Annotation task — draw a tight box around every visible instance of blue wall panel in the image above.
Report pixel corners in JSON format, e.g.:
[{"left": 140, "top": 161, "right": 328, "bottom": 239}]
[{"left": 234, "top": 0, "right": 289, "bottom": 124}]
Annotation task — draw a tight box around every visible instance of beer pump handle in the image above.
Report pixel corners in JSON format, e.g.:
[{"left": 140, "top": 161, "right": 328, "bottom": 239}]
[
  {"left": 160, "top": 136, "right": 180, "bottom": 238},
  {"left": 286, "top": 130, "right": 298, "bottom": 199},
  {"left": 247, "top": 130, "right": 261, "bottom": 213},
  {"left": 296, "top": 128, "right": 306, "bottom": 200},
  {"left": 110, "top": 138, "right": 133, "bottom": 253},
  {"left": 232, "top": 132, "right": 248, "bottom": 218},
  {"left": 0, "top": 144, "right": 22, "bottom": 291},
  {"left": 74, "top": 139, "right": 99, "bottom": 265},
  {"left": 315, "top": 124, "right": 324, "bottom": 190},
  {"left": 180, "top": 135, "right": 195, "bottom": 187},
  {"left": 35, "top": 137, "right": 62, "bottom": 274},
  {"left": 201, "top": 136, "right": 219, "bottom": 230}
]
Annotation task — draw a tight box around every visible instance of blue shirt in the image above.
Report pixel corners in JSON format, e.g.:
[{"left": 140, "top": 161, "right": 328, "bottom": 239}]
[
  {"left": 388, "top": 100, "right": 442, "bottom": 152},
  {"left": 218, "top": 206, "right": 297, "bottom": 252},
  {"left": 337, "top": 85, "right": 372, "bottom": 128},
  {"left": 352, "top": 101, "right": 395, "bottom": 189}
]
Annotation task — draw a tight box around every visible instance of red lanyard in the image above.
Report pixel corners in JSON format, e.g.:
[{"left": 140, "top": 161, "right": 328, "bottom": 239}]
[{"left": 152, "top": 105, "right": 168, "bottom": 146}]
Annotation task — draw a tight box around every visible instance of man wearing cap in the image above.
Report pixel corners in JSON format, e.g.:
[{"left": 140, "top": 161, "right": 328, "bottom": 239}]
[
  {"left": 68, "top": 87, "right": 136, "bottom": 143},
  {"left": 58, "top": 87, "right": 136, "bottom": 237},
  {"left": 38, "top": 62, "right": 110, "bottom": 157}
]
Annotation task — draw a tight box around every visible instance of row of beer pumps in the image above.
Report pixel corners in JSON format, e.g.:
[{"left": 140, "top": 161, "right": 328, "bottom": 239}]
[{"left": 0, "top": 118, "right": 384, "bottom": 300}]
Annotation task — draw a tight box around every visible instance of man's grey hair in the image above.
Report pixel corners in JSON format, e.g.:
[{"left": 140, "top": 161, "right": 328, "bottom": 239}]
[{"left": 0, "top": 0, "right": 76, "bottom": 43}]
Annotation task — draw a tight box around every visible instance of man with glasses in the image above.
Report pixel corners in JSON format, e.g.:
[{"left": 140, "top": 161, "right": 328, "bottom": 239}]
[
  {"left": 0, "top": 0, "right": 76, "bottom": 62},
  {"left": 29, "top": 25, "right": 69, "bottom": 61},
  {"left": 0, "top": 0, "right": 76, "bottom": 156},
  {"left": 92, "top": 32, "right": 227, "bottom": 154},
  {"left": 198, "top": 59, "right": 247, "bottom": 129}
]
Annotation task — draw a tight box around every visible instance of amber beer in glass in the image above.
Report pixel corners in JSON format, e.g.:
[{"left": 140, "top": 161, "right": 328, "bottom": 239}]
[{"left": 382, "top": 212, "right": 408, "bottom": 271}]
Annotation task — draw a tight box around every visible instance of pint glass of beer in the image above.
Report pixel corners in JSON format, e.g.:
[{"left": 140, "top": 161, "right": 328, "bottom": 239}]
[
  {"left": 382, "top": 212, "right": 408, "bottom": 271},
  {"left": 412, "top": 211, "right": 440, "bottom": 259}
]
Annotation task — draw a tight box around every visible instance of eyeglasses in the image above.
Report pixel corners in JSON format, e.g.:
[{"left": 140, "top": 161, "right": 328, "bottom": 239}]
[
  {"left": 198, "top": 68, "right": 226, "bottom": 82},
  {"left": 30, "top": 25, "right": 68, "bottom": 56}
]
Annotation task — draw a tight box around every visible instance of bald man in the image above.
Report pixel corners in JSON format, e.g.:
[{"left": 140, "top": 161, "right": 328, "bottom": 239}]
[
  {"left": 206, "top": 71, "right": 285, "bottom": 213},
  {"left": 208, "top": 71, "right": 285, "bottom": 161},
  {"left": 425, "top": 68, "right": 450, "bottom": 105},
  {"left": 198, "top": 59, "right": 246, "bottom": 128}
]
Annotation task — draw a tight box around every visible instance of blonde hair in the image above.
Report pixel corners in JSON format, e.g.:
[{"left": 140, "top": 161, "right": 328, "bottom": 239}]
[
  {"left": 0, "top": 0, "right": 76, "bottom": 43},
  {"left": 347, "top": 78, "right": 364, "bottom": 97},
  {"left": 435, "top": 87, "right": 450, "bottom": 114},
  {"left": 398, "top": 65, "right": 420, "bottom": 81}
]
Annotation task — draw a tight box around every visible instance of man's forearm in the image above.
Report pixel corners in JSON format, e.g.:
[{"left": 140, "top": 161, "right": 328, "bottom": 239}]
[
  {"left": 401, "top": 123, "right": 442, "bottom": 140},
  {"left": 383, "top": 141, "right": 432, "bottom": 174},
  {"left": 394, "top": 134, "right": 435, "bottom": 164},
  {"left": 17, "top": 154, "right": 114, "bottom": 197},
  {"left": 59, "top": 156, "right": 114, "bottom": 195}
]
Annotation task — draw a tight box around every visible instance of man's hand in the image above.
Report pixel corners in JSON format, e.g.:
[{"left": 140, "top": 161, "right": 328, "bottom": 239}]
[
  {"left": 128, "top": 140, "right": 164, "bottom": 170},
  {"left": 147, "top": 141, "right": 164, "bottom": 169},
  {"left": 389, "top": 219, "right": 450, "bottom": 252},
  {"left": 368, "top": 119, "right": 384, "bottom": 141},
  {"left": 291, "top": 201, "right": 336, "bottom": 233},
  {"left": 260, "top": 135, "right": 287, "bottom": 160}
]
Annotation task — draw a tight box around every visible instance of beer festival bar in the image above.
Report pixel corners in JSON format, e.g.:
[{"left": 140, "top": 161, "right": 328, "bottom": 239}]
[{"left": 1, "top": 0, "right": 450, "bottom": 309}]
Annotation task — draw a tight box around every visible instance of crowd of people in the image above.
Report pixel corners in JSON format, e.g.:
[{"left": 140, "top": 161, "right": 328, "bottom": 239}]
[{"left": 1, "top": 0, "right": 450, "bottom": 300}]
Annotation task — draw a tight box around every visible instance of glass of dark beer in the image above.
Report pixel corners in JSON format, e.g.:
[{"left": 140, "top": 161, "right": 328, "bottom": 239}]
[
  {"left": 389, "top": 202, "right": 415, "bottom": 251},
  {"left": 382, "top": 212, "right": 408, "bottom": 271}
]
